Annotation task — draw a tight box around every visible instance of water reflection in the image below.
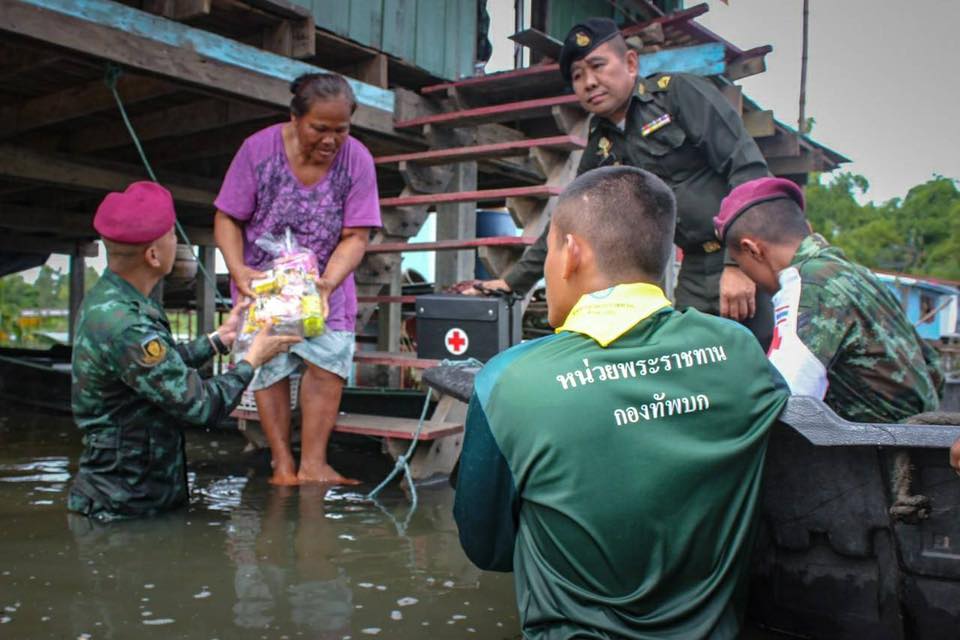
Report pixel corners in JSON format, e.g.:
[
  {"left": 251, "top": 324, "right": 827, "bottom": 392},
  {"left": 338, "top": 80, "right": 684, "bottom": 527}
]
[{"left": 0, "top": 411, "right": 520, "bottom": 639}]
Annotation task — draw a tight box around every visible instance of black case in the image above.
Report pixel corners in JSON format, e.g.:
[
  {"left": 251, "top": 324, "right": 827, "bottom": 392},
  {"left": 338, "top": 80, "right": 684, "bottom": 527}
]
[{"left": 415, "top": 294, "right": 522, "bottom": 362}]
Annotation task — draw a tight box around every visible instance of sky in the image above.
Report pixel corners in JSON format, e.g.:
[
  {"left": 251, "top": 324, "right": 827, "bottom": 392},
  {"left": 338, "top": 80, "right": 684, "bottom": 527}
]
[{"left": 488, "top": 0, "right": 960, "bottom": 204}]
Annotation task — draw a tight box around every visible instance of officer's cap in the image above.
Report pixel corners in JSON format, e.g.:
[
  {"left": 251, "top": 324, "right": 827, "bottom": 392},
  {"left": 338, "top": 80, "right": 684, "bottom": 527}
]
[
  {"left": 559, "top": 18, "right": 622, "bottom": 84},
  {"left": 713, "top": 177, "right": 806, "bottom": 243},
  {"left": 94, "top": 181, "right": 176, "bottom": 244}
]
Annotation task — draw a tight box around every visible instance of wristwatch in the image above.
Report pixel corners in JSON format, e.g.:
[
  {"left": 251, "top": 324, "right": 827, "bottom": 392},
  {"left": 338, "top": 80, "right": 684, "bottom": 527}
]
[{"left": 207, "top": 331, "right": 230, "bottom": 356}]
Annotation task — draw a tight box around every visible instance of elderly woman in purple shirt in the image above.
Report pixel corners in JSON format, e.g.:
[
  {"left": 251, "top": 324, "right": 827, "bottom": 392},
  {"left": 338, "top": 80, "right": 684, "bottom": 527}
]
[{"left": 214, "top": 73, "right": 381, "bottom": 485}]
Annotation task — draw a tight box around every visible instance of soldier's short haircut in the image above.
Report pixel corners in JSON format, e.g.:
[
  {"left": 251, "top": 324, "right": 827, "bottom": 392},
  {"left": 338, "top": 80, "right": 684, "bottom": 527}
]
[
  {"left": 553, "top": 166, "right": 677, "bottom": 281},
  {"left": 725, "top": 198, "right": 811, "bottom": 247}
]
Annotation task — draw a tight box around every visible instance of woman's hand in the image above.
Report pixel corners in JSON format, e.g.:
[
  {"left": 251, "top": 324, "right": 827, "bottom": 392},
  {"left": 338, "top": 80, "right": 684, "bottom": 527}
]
[{"left": 230, "top": 264, "right": 267, "bottom": 299}]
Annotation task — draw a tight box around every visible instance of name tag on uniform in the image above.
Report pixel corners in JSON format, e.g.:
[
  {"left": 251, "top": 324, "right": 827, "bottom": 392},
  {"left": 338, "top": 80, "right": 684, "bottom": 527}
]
[{"left": 641, "top": 113, "right": 671, "bottom": 137}]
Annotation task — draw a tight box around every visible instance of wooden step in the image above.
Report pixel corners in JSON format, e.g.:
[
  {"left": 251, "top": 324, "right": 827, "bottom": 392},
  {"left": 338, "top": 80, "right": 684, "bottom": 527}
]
[
  {"left": 374, "top": 135, "right": 585, "bottom": 166},
  {"left": 354, "top": 350, "right": 440, "bottom": 369},
  {"left": 381, "top": 185, "right": 560, "bottom": 208},
  {"left": 334, "top": 412, "right": 463, "bottom": 441},
  {"left": 394, "top": 94, "right": 579, "bottom": 129},
  {"left": 366, "top": 236, "right": 535, "bottom": 254},
  {"left": 421, "top": 64, "right": 561, "bottom": 96},
  {"left": 232, "top": 409, "right": 462, "bottom": 440}
]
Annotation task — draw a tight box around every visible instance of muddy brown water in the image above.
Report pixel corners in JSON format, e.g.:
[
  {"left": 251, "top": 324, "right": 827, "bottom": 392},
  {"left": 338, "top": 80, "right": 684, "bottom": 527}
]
[
  {"left": 0, "top": 407, "right": 789, "bottom": 640},
  {"left": 0, "top": 408, "right": 520, "bottom": 639}
]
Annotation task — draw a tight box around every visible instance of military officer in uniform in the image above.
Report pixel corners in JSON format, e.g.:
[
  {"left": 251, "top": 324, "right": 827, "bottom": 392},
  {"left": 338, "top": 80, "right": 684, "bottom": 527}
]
[
  {"left": 467, "top": 17, "right": 772, "bottom": 344},
  {"left": 68, "top": 182, "right": 300, "bottom": 522}
]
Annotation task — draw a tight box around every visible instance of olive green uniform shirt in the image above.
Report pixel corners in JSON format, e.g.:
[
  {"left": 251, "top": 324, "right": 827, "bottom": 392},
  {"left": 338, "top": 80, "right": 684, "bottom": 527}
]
[
  {"left": 504, "top": 73, "right": 770, "bottom": 307},
  {"left": 69, "top": 270, "right": 254, "bottom": 521}
]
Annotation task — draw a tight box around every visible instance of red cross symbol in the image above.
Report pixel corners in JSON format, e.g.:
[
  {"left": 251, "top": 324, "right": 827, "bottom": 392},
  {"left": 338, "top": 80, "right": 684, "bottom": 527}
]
[{"left": 445, "top": 328, "right": 469, "bottom": 355}]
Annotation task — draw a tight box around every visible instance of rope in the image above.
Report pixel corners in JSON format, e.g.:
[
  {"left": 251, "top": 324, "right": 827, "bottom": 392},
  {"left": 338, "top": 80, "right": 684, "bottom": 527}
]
[
  {"left": 104, "top": 64, "right": 228, "bottom": 306},
  {"left": 365, "top": 357, "right": 483, "bottom": 533}
]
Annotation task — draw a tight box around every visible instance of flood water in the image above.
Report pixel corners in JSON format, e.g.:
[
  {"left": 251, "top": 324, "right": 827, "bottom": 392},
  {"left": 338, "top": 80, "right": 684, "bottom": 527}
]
[{"left": 0, "top": 408, "right": 520, "bottom": 639}]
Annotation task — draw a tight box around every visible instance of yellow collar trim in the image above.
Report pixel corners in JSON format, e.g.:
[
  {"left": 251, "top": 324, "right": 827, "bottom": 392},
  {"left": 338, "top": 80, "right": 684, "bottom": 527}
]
[{"left": 556, "top": 282, "right": 671, "bottom": 347}]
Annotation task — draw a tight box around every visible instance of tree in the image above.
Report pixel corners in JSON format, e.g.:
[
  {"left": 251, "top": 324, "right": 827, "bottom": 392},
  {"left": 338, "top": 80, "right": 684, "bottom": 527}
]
[{"left": 805, "top": 173, "right": 960, "bottom": 280}]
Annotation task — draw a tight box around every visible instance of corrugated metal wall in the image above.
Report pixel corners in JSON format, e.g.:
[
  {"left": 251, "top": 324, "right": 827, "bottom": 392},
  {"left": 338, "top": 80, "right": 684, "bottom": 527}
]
[{"left": 295, "top": 0, "right": 477, "bottom": 80}]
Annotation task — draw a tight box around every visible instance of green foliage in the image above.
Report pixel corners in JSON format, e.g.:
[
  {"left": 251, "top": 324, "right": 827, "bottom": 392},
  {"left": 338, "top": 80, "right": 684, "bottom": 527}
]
[{"left": 805, "top": 173, "right": 960, "bottom": 280}]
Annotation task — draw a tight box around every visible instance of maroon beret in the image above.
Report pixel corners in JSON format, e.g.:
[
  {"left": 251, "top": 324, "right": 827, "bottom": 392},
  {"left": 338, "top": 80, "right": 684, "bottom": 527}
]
[
  {"left": 94, "top": 181, "right": 176, "bottom": 244},
  {"left": 713, "top": 177, "right": 805, "bottom": 243}
]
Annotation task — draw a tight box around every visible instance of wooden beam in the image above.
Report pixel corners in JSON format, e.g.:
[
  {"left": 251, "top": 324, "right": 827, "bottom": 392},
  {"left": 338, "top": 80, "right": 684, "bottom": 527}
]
[
  {"left": 375, "top": 135, "right": 586, "bottom": 166},
  {"left": 509, "top": 28, "right": 562, "bottom": 60},
  {"left": 0, "top": 204, "right": 214, "bottom": 244},
  {"left": 757, "top": 129, "right": 801, "bottom": 159},
  {"left": 366, "top": 236, "right": 535, "bottom": 253},
  {"left": 52, "top": 98, "right": 279, "bottom": 154},
  {"left": 0, "top": 144, "right": 217, "bottom": 208},
  {"left": 0, "top": 75, "right": 174, "bottom": 139},
  {"left": 381, "top": 185, "right": 561, "bottom": 208},
  {"left": 1, "top": 0, "right": 395, "bottom": 136},
  {"left": 261, "top": 14, "right": 316, "bottom": 59},
  {"left": 0, "top": 47, "right": 61, "bottom": 82},
  {"left": 768, "top": 150, "right": 826, "bottom": 176},
  {"left": 743, "top": 110, "right": 776, "bottom": 138},
  {"left": 726, "top": 47, "right": 770, "bottom": 82},
  {"left": 143, "top": 0, "right": 211, "bottom": 21},
  {"left": 0, "top": 234, "right": 98, "bottom": 256}
]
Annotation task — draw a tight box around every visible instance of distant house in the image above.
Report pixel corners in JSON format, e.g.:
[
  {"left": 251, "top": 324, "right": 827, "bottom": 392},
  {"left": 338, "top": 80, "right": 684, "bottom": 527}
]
[{"left": 875, "top": 272, "right": 959, "bottom": 341}]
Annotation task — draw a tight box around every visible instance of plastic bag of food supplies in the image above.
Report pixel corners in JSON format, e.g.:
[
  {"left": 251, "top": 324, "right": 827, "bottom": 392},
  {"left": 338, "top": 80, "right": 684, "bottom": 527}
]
[{"left": 234, "top": 228, "right": 324, "bottom": 362}]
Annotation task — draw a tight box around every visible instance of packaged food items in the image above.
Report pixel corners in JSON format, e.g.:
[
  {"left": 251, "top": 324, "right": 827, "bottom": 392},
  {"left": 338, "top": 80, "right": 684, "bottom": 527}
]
[{"left": 234, "top": 228, "right": 325, "bottom": 362}]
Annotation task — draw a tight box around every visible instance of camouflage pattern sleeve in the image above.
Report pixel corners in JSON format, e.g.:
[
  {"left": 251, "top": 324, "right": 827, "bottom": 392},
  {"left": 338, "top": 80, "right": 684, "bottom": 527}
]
[
  {"left": 116, "top": 324, "right": 254, "bottom": 428},
  {"left": 920, "top": 339, "right": 945, "bottom": 397},
  {"left": 503, "top": 223, "right": 548, "bottom": 295},
  {"left": 174, "top": 336, "right": 216, "bottom": 369},
  {"left": 795, "top": 280, "right": 848, "bottom": 369}
]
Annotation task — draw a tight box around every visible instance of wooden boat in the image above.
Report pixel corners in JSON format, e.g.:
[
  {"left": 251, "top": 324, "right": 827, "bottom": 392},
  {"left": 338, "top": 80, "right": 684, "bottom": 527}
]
[{"left": 0, "top": 345, "right": 73, "bottom": 413}]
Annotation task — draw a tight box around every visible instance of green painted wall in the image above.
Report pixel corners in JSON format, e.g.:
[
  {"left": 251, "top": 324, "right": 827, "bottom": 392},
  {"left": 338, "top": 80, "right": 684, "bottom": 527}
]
[
  {"left": 544, "top": 0, "right": 685, "bottom": 40},
  {"left": 292, "top": 0, "right": 477, "bottom": 80}
]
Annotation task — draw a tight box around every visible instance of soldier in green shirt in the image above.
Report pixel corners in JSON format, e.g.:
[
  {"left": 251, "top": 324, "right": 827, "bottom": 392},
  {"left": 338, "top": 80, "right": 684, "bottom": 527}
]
[
  {"left": 468, "top": 18, "right": 772, "bottom": 344},
  {"left": 68, "top": 182, "right": 299, "bottom": 522},
  {"left": 454, "top": 167, "right": 789, "bottom": 639},
  {"left": 714, "top": 176, "right": 943, "bottom": 423}
]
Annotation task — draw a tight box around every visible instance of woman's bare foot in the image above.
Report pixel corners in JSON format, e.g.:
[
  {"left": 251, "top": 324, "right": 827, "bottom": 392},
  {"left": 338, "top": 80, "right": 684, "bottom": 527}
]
[
  {"left": 297, "top": 463, "right": 361, "bottom": 485},
  {"left": 269, "top": 455, "right": 299, "bottom": 485},
  {"left": 269, "top": 472, "right": 301, "bottom": 486}
]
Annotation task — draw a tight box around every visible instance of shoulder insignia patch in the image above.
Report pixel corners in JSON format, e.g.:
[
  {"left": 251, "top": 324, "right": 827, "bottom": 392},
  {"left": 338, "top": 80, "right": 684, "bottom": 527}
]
[
  {"left": 636, "top": 82, "right": 646, "bottom": 96},
  {"left": 657, "top": 75, "right": 671, "bottom": 90},
  {"left": 575, "top": 32, "right": 590, "bottom": 47},
  {"left": 138, "top": 336, "right": 166, "bottom": 367}
]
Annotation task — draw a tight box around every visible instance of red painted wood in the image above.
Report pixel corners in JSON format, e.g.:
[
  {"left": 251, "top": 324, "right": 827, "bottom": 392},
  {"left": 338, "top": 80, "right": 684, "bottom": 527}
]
[
  {"left": 421, "top": 64, "right": 560, "bottom": 94},
  {"left": 366, "top": 236, "right": 535, "bottom": 254},
  {"left": 381, "top": 185, "right": 560, "bottom": 208},
  {"left": 353, "top": 351, "right": 441, "bottom": 369},
  {"left": 374, "top": 135, "right": 585, "bottom": 166},
  {"left": 621, "top": 3, "right": 710, "bottom": 37},
  {"left": 357, "top": 295, "right": 417, "bottom": 304},
  {"left": 394, "top": 94, "right": 579, "bottom": 128}
]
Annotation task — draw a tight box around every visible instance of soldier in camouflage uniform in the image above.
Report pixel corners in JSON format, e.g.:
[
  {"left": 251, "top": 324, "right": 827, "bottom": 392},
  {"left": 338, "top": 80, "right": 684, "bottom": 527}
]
[
  {"left": 715, "top": 177, "right": 943, "bottom": 423},
  {"left": 468, "top": 18, "right": 773, "bottom": 345},
  {"left": 69, "top": 182, "right": 299, "bottom": 522}
]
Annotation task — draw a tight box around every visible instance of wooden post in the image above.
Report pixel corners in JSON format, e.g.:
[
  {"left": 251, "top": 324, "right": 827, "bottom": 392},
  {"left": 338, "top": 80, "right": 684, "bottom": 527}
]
[
  {"left": 376, "top": 269, "right": 403, "bottom": 387},
  {"left": 68, "top": 252, "right": 85, "bottom": 343},
  {"left": 195, "top": 245, "right": 216, "bottom": 337},
  {"left": 434, "top": 162, "right": 478, "bottom": 288},
  {"left": 798, "top": 0, "right": 810, "bottom": 134}
]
